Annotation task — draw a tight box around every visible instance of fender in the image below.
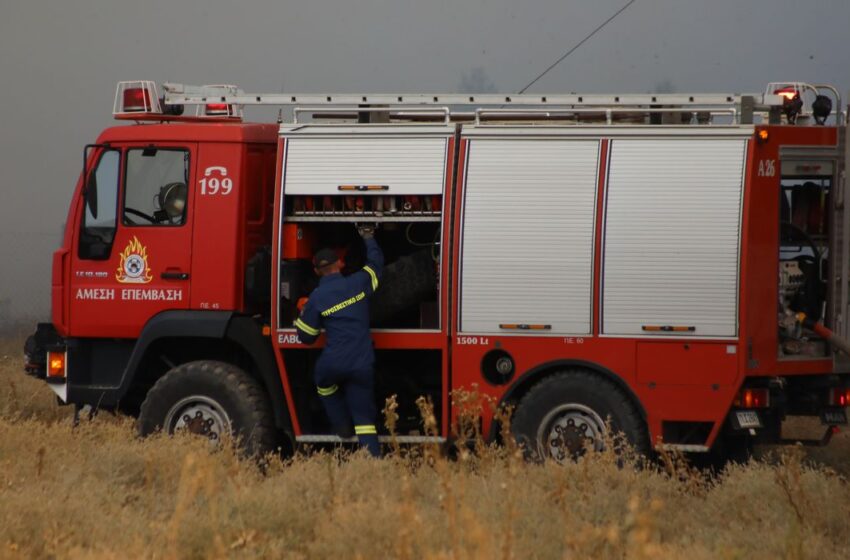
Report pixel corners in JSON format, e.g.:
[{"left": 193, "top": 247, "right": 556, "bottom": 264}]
[
  {"left": 69, "top": 310, "right": 291, "bottom": 431},
  {"left": 224, "top": 315, "right": 291, "bottom": 431},
  {"left": 119, "top": 309, "right": 234, "bottom": 398},
  {"left": 487, "top": 358, "right": 647, "bottom": 441},
  {"left": 69, "top": 310, "right": 232, "bottom": 406}
]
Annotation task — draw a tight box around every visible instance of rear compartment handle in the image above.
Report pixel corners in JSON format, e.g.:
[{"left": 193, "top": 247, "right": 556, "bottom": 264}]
[
  {"left": 641, "top": 325, "right": 696, "bottom": 332},
  {"left": 338, "top": 185, "right": 389, "bottom": 191},
  {"left": 499, "top": 323, "right": 552, "bottom": 331},
  {"left": 161, "top": 271, "right": 190, "bottom": 280}
]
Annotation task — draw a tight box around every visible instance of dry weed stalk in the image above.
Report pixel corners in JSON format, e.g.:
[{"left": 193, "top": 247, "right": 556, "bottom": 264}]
[
  {"left": 494, "top": 403, "right": 519, "bottom": 560},
  {"left": 383, "top": 393, "right": 401, "bottom": 456},
  {"left": 450, "top": 385, "right": 494, "bottom": 461},
  {"left": 416, "top": 395, "right": 442, "bottom": 462},
  {"left": 35, "top": 446, "right": 45, "bottom": 478},
  {"left": 325, "top": 450, "right": 345, "bottom": 516},
  {"left": 393, "top": 473, "right": 421, "bottom": 560},
  {"left": 416, "top": 395, "right": 464, "bottom": 556},
  {"left": 6, "top": 379, "right": 18, "bottom": 416},
  {"left": 656, "top": 443, "right": 711, "bottom": 498},
  {"left": 775, "top": 445, "right": 812, "bottom": 526},
  {"left": 164, "top": 451, "right": 226, "bottom": 558}
]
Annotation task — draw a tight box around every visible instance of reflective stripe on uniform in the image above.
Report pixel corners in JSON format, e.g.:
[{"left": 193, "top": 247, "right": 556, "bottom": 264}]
[
  {"left": 363, "top": 266, "right": 379, "bottom": 291},
  {"left": 294, "top": 318, "right": 319, "bottom": 336},
  {"left": 320, "top": 291, "right": 366, "bottom": 317},
  {"left": 317, "top": 384, "right": 339, "bottom": 396},
  {"left": 354, "top": 424, "right": 377, "bottom": 435}
]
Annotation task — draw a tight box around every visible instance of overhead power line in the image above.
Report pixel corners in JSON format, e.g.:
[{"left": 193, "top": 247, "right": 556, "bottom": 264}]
[{"left": 518, "top": 0, "right": 637, "bottom": 94}]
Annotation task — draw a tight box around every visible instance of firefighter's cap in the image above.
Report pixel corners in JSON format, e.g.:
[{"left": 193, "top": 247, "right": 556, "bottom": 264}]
[{"left": 313, "top": 248, "right": 339, "bottom": 269}]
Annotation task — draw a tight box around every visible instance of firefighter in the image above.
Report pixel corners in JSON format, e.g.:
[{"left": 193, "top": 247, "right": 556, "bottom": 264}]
[{"left": 294, "top": 224, "right": 383, "bottom": 457}]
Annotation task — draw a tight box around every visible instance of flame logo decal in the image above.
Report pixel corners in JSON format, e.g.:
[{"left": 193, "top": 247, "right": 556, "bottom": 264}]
[{"left": 116, "top": 236, "right": 152, "bottom": 284}]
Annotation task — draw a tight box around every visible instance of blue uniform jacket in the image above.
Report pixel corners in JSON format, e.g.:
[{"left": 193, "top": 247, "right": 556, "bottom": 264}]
[{"left": 294, "top": 238, "right": 384, "bottom": 378}]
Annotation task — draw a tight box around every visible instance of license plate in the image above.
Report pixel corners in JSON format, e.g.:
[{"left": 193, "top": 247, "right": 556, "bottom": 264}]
[
  {"left": 821, "top": 408, "right": 848, "bottom": 426},
  {"left": 735, "top": 410, "right": 762, "bottom": 429}
]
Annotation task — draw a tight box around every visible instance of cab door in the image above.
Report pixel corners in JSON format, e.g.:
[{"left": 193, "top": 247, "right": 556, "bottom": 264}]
[{"left": 70, "top": 142, "right": 197, "bottom": 338}]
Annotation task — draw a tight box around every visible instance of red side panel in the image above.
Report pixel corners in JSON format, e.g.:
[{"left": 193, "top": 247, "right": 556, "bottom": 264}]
[
  {"left": 636, "top": 342, "right": 738, "bottom": 385},
  {"left": 51, "top": 248, "right": 70, "bottom": 335},
  {"left": 190, "top": 143, "right": 243, "bottom": 311}
]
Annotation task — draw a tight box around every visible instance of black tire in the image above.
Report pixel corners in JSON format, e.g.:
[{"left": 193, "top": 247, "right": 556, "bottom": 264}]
[
  {"left": 370, "top": 249, "right": 436, "bottom": 324},
  {"left": 137, "top": 360, "right": 276, "bottom": 457},
  {"left": 512, "top": 370, "right": 650, "bottom": 462}
]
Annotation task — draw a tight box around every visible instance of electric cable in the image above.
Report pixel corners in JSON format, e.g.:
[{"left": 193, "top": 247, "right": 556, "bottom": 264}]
[
  {"left": 405, "top": 223, "right": 441, "bottom": 262},
  {"left": 517, "top": 0, "right": 637, "bottom": 94}
]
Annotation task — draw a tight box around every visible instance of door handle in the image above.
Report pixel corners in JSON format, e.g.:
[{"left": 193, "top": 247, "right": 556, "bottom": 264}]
[{"left": 161, "top": 271, "right": 190, "bottom": 280}]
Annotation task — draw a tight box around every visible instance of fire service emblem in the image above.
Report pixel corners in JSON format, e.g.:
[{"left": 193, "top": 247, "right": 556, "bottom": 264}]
[{"left": 116, "top": 236, "right": 153, "bottom": 284}]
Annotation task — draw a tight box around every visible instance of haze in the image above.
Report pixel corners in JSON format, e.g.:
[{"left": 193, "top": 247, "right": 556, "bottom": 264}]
[{"left": 2, "top": 0, "right": 849, "bottom": 321}]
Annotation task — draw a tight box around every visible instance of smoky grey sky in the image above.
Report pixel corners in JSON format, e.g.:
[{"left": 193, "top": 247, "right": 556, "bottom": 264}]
[{"left": 1, "top": 0, "right": 849, "bottom": 319}]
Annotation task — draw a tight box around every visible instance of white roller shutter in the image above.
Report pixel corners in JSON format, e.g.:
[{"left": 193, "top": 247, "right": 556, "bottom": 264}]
[
  {"left": 283, "top": 137, "right": 447, "bottom": 195},
  {"left": 602, "top": 138, "right": 747, "bottom": 337},
  {"left": 460, "top": 139, "right": 599, "bottom": 334}
]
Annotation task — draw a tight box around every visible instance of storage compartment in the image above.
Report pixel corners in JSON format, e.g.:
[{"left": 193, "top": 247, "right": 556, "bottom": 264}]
[
  {"left": 778, "top": 164, "right": 833, "bottom": 359},
  {"left": 278, "top": 212, "right": 442, "bottom": 330},
  {"left": 282, "top": 135, "right": 448, "bottom": 195},
  {"left": 602, "top": 138, "right": 747, "bottom": 338},
  {"left": 459, "top": 137, "right": 599, "bottom": 335},
  {"left": 277, "top": 126, "right": 451, "bottom": 332}
]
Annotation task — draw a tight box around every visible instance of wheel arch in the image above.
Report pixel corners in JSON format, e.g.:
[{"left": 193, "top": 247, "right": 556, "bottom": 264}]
[
  {"left": 489, "top": 359, "right": 647, "bottom": 441},
  {"left": 116, "top": 310, "right": 291, "bottom": 432}
]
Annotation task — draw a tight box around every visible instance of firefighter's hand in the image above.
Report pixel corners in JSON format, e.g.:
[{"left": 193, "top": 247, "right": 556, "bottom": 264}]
[
  {"left": 357, "top": 223, "right": 376, "bottom": 239},
  {"left": 296, "top": 297, "right": 309, "bottom": 312}
]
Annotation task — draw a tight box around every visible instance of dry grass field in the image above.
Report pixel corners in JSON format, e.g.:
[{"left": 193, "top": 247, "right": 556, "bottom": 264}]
[{"left": 1, "top": 333, "right": 850, "bottom": 559}]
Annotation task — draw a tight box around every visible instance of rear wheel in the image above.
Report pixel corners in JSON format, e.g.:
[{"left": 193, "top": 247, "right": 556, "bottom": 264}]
[
  {"left": 512, "top": 370, "right": 650, "bottom": 462},
  {"left": 137, "top": 360, "right": 276, "bottom": 456}
]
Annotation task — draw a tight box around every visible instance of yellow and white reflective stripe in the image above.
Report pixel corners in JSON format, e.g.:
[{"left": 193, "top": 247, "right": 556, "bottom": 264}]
[
  {"left": 363, "top": 266, "right": 379, "bottom": 291},
  {"left": 354, "top": 424, "right": 377, "bottom": 435},
  {"left": 316, "top": 384, "right": 339, "bottom": 397},
  {"left": 294, "top": 318, "right": 319, "bottom": 336}
]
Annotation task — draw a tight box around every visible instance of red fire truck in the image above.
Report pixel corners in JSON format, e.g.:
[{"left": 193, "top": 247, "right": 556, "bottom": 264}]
[{"left": 23, "top": 80, "right": 850, "bottom": 460}]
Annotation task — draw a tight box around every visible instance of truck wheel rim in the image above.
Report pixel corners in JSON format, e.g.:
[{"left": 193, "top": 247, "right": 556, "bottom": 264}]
[
  {"left": 164, "top": 396, "right": 232, "bottom": 443},
  {"left": 538, "top": 403, "right": 606, "bottom": 462}
]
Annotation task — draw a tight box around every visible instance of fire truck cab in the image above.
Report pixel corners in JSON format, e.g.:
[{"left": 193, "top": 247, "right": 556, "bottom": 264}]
[{"left": 24, "top": 80, "right": 850, "bottom": 459}]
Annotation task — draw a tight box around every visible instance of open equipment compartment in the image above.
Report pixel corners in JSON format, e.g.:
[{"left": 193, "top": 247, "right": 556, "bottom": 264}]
[
  {"left": 275, "top": 123, "right": 454, "bottom": 436},
  {"left": 276, "top": 124, "right": 452, "bottom": 331},
  {"left": 778, "top": 158, "right": 835, "bottom": 359}
]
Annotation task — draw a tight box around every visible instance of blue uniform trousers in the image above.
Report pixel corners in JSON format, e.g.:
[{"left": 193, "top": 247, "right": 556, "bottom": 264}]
[{"left": 317, "top": 369, "right": 380, "bottom": 457}]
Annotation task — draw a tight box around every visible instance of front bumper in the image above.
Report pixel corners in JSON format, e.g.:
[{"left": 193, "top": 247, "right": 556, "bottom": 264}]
[{"left": 24, "top": 323, "right": 63, "bottom": 379}]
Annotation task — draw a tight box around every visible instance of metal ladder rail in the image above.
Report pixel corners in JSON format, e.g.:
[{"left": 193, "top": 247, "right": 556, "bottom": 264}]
[{"left": 162, "top": 82, "right": 778, "bottom": 111}]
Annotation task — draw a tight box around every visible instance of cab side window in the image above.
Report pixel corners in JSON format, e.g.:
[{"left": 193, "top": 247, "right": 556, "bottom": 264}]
[
  {"left": 123, "top": 148, "right": 190, "bottom": 226},
  {"left": 79, "top": 149, "right": 120, "bottom": 260}
]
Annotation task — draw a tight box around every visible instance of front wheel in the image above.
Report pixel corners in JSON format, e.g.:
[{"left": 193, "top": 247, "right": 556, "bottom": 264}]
[
  {"left": 137, "top": 360, "right": 276, "bottom": 456},
  {"left": 512, "top": 370, "right": 650, "bottom": 462}
]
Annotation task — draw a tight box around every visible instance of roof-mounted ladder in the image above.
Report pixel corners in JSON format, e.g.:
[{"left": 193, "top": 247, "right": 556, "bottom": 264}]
[{"left": 161, "top": 82, "right": 783, "bottom": 125}]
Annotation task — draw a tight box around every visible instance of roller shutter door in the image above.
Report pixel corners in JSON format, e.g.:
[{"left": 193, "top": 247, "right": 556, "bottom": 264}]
[
  {"left": 460, "top": 139, "right": 599, "bottom": 334},
  {"left": 283, "top": 137, "right": 447, "bottom": 195},
  {"left": 602, "top": 138, "right": 747, "bottom": 337}
]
